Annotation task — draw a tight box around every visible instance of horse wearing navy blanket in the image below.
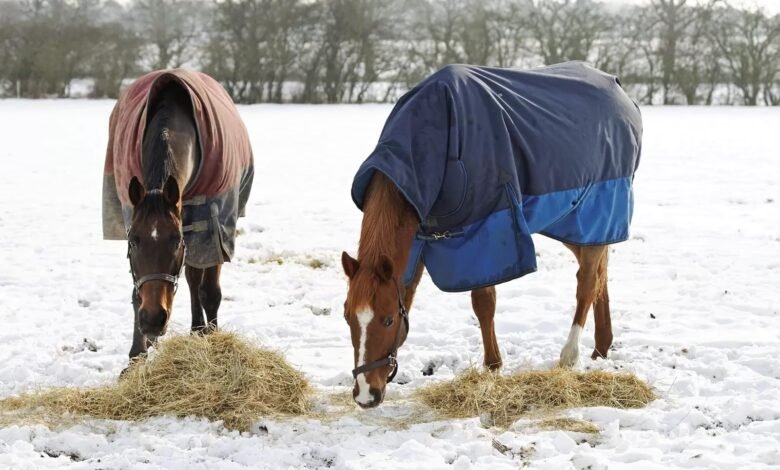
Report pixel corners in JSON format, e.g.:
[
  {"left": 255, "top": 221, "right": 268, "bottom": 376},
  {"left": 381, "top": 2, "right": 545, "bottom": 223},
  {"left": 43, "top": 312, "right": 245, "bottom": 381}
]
[
  {"left": 342, "top": 62, "right": 642, "bottom": 408},
  {"left": 102, "top": 69, "right": 253, "bottom": 371}
]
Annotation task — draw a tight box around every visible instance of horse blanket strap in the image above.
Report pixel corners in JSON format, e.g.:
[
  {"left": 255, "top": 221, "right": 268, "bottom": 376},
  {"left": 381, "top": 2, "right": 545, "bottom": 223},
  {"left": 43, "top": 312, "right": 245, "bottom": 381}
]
[
  {"left": 351, "top": 62, "right": 642, "bottom": 292},
  {"left": 351, "top": 281, "right": 409, "bottom": 382}
]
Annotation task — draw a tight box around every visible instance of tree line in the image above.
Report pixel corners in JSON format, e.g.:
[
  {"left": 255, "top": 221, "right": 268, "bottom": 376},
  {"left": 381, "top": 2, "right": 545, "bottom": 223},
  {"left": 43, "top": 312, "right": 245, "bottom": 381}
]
[{"left": 1, "top": 0, "right": 779, "bottom": 105}]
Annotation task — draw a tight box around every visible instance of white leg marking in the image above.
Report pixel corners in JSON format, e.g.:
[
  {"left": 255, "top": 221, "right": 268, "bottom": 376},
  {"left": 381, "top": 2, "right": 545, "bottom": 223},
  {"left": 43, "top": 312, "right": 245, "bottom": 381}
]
[
  {"left": 151, "top": 222, "right": 158, "bottom": 241},
  {"left": 354, "top": 308, "right": 375, "bottom": 405},
  {"left": 559, "top": 324, "right": 582, "bottom": 368}
]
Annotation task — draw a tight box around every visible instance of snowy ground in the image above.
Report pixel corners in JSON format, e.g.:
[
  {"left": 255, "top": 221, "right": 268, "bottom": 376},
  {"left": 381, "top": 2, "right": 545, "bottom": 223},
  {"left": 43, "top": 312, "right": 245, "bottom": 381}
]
[{"left": 0, "top": 101, "right": 778, "bottom": 469}]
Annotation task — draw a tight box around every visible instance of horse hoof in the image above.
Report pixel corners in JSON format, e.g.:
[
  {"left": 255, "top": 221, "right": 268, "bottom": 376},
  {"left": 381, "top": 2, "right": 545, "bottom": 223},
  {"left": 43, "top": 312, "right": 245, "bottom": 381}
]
[
  {"left": 558, "top": 346, "right": 580, "bottom": 368},
  {"left": 590, "top": 349, "right": 609, "bottom": 360}
]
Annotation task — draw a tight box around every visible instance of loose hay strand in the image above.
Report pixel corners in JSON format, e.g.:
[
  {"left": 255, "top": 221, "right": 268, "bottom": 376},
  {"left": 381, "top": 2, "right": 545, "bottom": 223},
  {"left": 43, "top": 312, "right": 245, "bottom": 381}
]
[
  {"left": 416, "top": 367, "right": 655, "bottom": 427},
  {"left": 0, "top": 331, "right": 311, "bottom": 431}
]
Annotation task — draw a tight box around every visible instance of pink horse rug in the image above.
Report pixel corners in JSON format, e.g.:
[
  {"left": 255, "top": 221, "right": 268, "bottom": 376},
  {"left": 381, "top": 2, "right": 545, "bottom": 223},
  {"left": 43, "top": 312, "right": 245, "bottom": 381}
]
[{"left": 102, "top": 69, "right": 254, "bottom": 268}]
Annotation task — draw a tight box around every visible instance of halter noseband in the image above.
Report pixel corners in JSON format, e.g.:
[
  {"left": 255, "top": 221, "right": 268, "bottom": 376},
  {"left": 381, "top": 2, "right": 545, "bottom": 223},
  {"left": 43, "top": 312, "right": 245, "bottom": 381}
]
[
  {"left": 127, "top": 231, "right": 185, "bottom": 294},
  {"left": 351, "top": 280, "right": 409, "bottom": 383}
]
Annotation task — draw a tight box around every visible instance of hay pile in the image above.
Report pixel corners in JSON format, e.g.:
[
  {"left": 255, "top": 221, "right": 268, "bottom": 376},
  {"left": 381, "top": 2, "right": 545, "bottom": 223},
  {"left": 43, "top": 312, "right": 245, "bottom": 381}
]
[
  {"left": 417, "top": 367, "right": 655, "bottom": 427},
  {"left": 0, "top": 331, "right": 311, "bottom": 431}
]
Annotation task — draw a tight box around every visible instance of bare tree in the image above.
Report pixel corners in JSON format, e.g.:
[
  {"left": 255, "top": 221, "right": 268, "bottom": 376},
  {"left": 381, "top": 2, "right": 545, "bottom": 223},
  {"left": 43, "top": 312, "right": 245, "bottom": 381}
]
[
  {"left": 592, "top": 5, "right": 652, "bottom": 101},
  {"left": 527, "top": 0, "right": 609, "bottom": 65},
  {"left": 711, "top": 4, "right": 780, "bottom": 105},
  {"left": 486, "top": 0, "right": 533, "bottom": 68},
  {"left": 130, "top": 0, "right": 205, "bottom": 70},
  {"left": 673, "top": 2, "right": 721, "bottom": 104}
]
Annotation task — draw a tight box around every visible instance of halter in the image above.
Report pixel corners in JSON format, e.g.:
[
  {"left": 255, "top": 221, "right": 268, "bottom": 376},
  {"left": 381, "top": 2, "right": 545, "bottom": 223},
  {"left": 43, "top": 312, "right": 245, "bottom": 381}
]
[
  {"left": 127, "top": 231, "right": 185, "bottom": 295},
  {"left": 351, "top": 280, "right": 409, "bottom": 383}
]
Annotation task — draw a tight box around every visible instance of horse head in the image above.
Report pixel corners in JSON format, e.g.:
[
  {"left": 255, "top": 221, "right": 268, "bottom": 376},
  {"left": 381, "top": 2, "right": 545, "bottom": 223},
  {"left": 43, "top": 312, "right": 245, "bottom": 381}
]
[{"left": 127, "top": 175, "right": 185, "bottom": 338}]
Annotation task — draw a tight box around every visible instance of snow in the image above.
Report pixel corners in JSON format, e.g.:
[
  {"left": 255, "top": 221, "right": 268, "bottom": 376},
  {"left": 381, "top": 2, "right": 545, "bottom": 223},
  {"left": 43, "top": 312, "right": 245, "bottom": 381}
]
[{"left": 0, "top": 101, "right": 779, "bottom": 469}]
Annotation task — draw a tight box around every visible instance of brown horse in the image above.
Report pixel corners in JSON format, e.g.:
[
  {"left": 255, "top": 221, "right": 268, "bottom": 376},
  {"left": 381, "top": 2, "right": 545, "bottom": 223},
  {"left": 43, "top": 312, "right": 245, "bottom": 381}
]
[
  {"left": 104, "top": 70, "right": 253, "bottom": 370},
  {"left": 342, "top": 173, "right": 612, "bottom": 408},
  {"left": 124, "top": 84, "right": 224, "bottom": 361}
]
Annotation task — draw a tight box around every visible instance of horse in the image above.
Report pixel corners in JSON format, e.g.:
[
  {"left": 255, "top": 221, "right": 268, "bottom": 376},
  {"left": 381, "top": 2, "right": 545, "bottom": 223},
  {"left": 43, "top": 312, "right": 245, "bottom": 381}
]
[
  {"left": 342, "top": 62, "right": 642, "bottom": 408},
  {"left": 102, "top": 70, "right": 254, "bottom": 370}
]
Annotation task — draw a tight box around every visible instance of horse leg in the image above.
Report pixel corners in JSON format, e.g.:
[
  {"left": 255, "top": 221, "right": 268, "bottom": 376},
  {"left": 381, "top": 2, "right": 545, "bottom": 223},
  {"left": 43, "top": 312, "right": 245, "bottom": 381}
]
[
  {"left": 592, "top": 252, "right": 613, "bottom": 360},
  {"left": 471, "top": 286, "right": 501, "bottom": 370},
  {"left": 559, "top": 244, "right": 607, "bottom": 368},
  {"left": 186, "top": 266, "right": 206, "bottom": 333},
  {"left": 127, "top": 289, "right": 148, "bottom": 366},
  {"left": 199, "top": 265, "right": 222, "bottom": 332}
]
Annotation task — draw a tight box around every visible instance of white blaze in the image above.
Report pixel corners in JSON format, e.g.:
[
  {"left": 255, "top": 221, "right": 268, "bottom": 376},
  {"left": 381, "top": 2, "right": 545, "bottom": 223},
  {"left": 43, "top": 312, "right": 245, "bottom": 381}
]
[
  {"left": 151, "top": 223, "right": 158, "bottom": 241},
  {"left": 559, "top": 324, "right": 582, "bottom": 368},
  {"left": 354, "top": 308, "right": 375, "bottom": 405}
]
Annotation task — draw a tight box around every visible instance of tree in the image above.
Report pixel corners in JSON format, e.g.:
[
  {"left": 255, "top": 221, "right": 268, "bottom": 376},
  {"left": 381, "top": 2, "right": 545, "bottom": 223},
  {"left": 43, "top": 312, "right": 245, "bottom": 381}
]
[
  {"left": 711, "top": 4, "right": 780, "bottom": 105},
  {"left": 130, "top": 0, "right": 205, "bottom": 70},
  {"left": 527, "top": 0, "right": 609, "bottom": 65}
]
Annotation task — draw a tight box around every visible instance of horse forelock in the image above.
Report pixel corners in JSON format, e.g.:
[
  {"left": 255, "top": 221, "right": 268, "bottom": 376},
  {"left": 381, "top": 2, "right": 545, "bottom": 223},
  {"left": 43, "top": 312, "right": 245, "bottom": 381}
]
[{"left": 131, "top": 192, "right": 180, "bottom": 233}]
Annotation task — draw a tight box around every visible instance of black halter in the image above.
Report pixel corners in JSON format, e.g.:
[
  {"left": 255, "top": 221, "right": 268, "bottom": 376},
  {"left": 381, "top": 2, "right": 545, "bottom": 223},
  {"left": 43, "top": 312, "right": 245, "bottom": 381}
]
[
  {"left": 127, "top": 232, "right": 185, "bottom": 295},
  {"left": 351, "top": 280, "right": 409, "bottom": 383}
]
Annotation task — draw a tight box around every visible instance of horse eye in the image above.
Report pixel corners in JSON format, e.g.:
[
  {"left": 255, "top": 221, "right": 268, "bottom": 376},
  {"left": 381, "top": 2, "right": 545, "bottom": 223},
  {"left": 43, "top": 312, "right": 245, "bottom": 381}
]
[
  {"left": 131, "top": 236, "right": 141, "bottom": 247},
  {"left": 383, "top": 316, "right": 394, "bottom": 327}
]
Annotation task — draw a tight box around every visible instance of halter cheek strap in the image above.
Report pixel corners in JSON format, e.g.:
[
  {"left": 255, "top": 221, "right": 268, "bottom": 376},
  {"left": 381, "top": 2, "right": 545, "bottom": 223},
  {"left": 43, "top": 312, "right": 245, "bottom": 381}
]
[{"left": 351, "top": 281, "right": 409, "bottom": 383}]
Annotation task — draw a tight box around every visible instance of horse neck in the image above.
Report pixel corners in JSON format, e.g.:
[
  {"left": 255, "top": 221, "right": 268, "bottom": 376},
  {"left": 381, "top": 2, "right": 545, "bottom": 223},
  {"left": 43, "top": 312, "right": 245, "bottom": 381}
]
[
  {"left": 357, "top": 173, "right": 418, "bottom": 277},
  {"left": 141, "top": 93, "right": 200, "bottom": 196}
]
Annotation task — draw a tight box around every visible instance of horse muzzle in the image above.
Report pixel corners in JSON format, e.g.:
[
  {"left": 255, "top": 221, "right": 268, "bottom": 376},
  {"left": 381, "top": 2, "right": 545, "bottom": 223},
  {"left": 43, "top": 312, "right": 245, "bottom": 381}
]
[
  {"left": 353, "top": 383, "right": 384, "bottom": 408},
  {"left": 139, "top": 308, "right": 169, "bottom": 337}
]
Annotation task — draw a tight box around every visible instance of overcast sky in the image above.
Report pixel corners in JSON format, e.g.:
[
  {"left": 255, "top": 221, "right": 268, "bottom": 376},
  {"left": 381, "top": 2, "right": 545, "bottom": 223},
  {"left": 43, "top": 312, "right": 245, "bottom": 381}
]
[{"left": 608, "top": 0, "right": 780, "bottom": 13}]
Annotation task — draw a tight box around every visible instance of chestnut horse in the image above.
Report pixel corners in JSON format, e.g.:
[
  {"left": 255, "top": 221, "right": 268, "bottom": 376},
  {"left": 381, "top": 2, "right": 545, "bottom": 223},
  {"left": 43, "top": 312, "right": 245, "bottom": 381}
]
[
  {"left": 342, "top": 63, "right": 640, "bottom": 408},
  {"left": 342, "top": 173, "right": 612, "bottom": 408}
]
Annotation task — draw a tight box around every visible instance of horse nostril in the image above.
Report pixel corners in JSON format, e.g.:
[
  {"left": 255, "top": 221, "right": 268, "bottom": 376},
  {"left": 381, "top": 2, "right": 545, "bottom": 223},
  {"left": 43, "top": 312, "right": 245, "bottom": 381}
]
[
  {"left": 154, "top": 310, "right": 168, "bottom": 327},
  {"left": 370, "top": 388, "right": 383, "bottom": 405}
]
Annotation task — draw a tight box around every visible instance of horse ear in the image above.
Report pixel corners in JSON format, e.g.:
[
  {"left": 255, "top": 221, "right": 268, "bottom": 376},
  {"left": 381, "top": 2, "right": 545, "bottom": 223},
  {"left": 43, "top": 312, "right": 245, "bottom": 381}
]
[
  {"left": 342, "top": 251, "right": 359, "bottom": 279},
  {"left": 163, "top": 175, "right": 180, "bottom": 207},
  {"left": 376, "top": 255, "right": 394, "bottom": 282},
  {"left": 129, "top": 176, "right": 145, "bottom": 206}
]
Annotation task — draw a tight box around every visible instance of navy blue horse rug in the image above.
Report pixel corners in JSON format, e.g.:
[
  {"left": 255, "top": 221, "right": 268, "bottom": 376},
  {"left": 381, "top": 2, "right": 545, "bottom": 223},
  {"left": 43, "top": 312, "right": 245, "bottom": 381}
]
[{"left": 352, "top": 62, "right": 642, "bottom": 292}]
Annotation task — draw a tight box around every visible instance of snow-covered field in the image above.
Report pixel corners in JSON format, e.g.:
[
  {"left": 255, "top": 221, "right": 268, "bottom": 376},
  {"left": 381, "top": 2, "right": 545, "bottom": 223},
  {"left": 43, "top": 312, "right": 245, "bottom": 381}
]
[{"left": 0, "top": 101, "right": 778, "bottom": 469}]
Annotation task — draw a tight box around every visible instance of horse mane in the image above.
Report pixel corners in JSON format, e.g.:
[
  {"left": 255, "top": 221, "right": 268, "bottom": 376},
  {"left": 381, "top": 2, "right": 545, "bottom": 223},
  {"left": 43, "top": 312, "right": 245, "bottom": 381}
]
[
  {"left": 356, "top": 172, "right": 418, "bottom": 272},
  {"left": 142, "top": 82, "right": 195, "bottom": 192}
]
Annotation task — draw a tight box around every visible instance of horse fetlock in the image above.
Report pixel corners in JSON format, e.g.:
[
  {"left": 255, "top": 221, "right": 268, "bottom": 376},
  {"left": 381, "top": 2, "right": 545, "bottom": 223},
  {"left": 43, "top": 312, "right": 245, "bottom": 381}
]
[
  {"left": 484, "top": 357, "right": 503, "bottom": 371},
  {"left": 591, "top": 348, "right": 609, "bottom": 360},
  {"left": 591, "top": 338, "right": 612, "bottom": 360},
  {"left": 558, "top": 324, "right": 582, "bottom": 368}
]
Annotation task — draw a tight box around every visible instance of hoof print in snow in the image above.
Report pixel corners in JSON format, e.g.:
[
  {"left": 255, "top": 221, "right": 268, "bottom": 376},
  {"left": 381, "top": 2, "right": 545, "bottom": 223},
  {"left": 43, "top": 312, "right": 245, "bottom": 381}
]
[
  {"left": 650, "top": 313, "right": 656, "bottom": 319},
  {"left": 307, "top": 305, "right": 331, "bottom": 316},
  {"left": 479, "top": 412, "right": 494, "bottom": 427},
  {"left": 422, "top": 363, "right": 436, "bottom": 376},
  {"left": 254, "top": 424, "right": 269, "bottom": 434},
  {"left": 42, "top": 449, "right": 82, "bottom": 462},
  {"left": 62, "top": 338, "right": 98, "bottom": 353},
  {"left": 77, "top": 298, "right": 90, "bottom": 308}
]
